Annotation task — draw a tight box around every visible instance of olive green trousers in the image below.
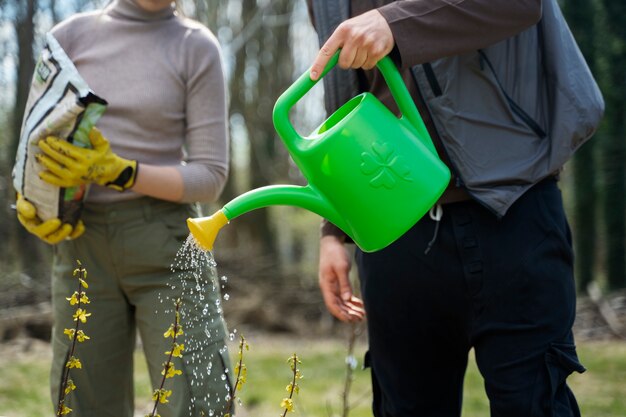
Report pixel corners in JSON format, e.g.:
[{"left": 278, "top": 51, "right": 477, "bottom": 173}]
[{"left": 50, "top": 197, "right": 232, "bottom": 417}]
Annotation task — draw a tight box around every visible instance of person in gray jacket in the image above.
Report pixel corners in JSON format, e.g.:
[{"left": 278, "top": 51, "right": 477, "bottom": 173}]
[{"left": 308, "top": 1, "right": 603, "bottom": 416}]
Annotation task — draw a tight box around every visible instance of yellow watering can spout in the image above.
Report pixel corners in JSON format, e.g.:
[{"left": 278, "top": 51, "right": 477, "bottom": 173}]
[
  {"left": 187, "top": 210, "right": 229, "bottom": 251},
  {"left": 187, "top": 185, "right": 346, "bottom": 252}
]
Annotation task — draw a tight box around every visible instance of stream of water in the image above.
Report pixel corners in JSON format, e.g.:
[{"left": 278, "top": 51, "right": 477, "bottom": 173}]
[{"left": 158, "top": 234, "right": 234, "bottom": 416}]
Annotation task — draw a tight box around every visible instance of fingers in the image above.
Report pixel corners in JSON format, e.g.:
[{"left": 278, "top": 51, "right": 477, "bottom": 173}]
[
  {"left": 310, "top": 34, "right": 342, "bottom": 80},
  {"left": 37, "top": 139, "right": 85, "bottom": 186},
  {"left": 20, "top": 214, "right": 60, "bottom": 237},
  {"left": 37, "top": 154, "right": 75, "bottom": 187},
  {"left": 38, "top": 167, "right": 81, "bottom": 188},
  {"left": 39, "top": 137, "right": 82, "bottom": 165},
  {"left": 20, "top": 215, "right": 83, "bottom": 244},
  {"left": 16, "top": 197, "right": 85, "bottom": 244},
  {"left": 318, "top": 236, "right": 365, "bottom": 322},
  {"left": 70, "top": 220, "right": 86, "bottom": 240},
  {"left": 310, "top": 9, "right": 394, "bottom": 81},
  {"left": 16, "top": 194, "right": 36, "bottom": 220},
  {"left": 319, "top": 274, "right": 364, "bottom": 322},
  {"left": 43, "top": 223, "right": 73, "bottom": 244}
]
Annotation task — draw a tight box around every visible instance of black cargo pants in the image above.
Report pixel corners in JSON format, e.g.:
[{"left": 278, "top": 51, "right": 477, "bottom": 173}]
[{"left": 356, "top": 178, "right": 585, "bottom": 417}]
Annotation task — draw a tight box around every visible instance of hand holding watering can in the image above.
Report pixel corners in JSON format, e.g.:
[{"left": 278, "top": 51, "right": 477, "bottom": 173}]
[{"left": 187, "top": 52, "right": 450, "bottom": 252}]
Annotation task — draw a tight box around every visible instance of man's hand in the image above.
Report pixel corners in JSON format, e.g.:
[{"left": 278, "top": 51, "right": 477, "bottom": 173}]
[
  {"left": 310, "top": 9, "right": 394, "bottom": 80},
  {"left": 37, "top": 127, "right": 137, "bottom": 192},
  {"left": 318, "top": 235, "right": 365, "bottom": 322},
  {"left": 16, "top": 193, "right": 85, "bottom": 244}
]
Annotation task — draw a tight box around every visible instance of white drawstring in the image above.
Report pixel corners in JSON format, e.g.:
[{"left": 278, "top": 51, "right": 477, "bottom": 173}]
[{"left": 424, "top": 204, "right": 443, "bottom": 255}]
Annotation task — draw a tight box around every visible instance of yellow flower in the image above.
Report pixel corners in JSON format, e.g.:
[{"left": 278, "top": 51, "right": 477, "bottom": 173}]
[
  {"left": 66, "top": 356, "right": 82, "bottom": 369},
  {"left": 285, "top": 382, "right": 300, "bottom": 394},
  {"left": 159, "top": 389, "right": 172, "bottom": 403},
  {"left": 287, "top": 354, "right": 301, "bottom": 371},
  {"left": 79, "top": 292, "right": 90, "bottom": 304},
  {"left": 163, "top": 325, "right": 183, "bottom": 339},
  {"left": 64, "top": 379, "right": 76, "bottom": 395},
  {"left": 280, "top": 398, "right": 294, "bottom": 412},
  {"left": 235, "top": 363, "right": 247, "bottom": 377},
  {"left": 152, "top": 388, "right": 172, "bottom": 404},
  {"left": 66, "top": 292, "right": 79, "bottom": 305},
  {"left": 161, "top": 362, "right": 182, "bottom": 378},
  {"left": 76, "top": 330, "right": 90, "bottom": 342},
  {"left": 165, "top": 343, "right": 184, "bottom": 358},
  {"left": 59, "top": 404, "right": 73, "bottom": 415},
  {"left": 73, "top": 308, "right": 91, "bottom": 323},
  {"left": 164, "top": 325, "right": 175, "bottom": 339},
  {"left": 79, "top": 278, "right": 88, "bottom": 289},
  {"left": 63, "top": 328, "right": 75, "bottom": 341}
]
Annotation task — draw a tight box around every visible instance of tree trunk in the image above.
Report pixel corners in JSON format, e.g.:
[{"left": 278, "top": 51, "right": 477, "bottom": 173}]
[
  {"left": 9, "top": 0, "right": 52, "bottom": 282},
  {"left": 563, "top": 0, "right": 599, "bottom": 293},
  {"left": 226, "top": 0, "right": 294, "bottom": 256},
  {"left": 600, "top": 0, "right": 626, "bottom": 290}
]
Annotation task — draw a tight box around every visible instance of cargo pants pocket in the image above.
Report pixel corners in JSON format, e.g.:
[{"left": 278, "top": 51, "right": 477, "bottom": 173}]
[{"left": 532, "top": 342, "right": 586, "bottom": 417}]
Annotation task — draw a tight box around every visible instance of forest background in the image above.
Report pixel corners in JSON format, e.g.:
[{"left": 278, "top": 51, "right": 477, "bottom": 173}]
[{"left": 0, "top": 0, "right": 625, "bottom": 336}]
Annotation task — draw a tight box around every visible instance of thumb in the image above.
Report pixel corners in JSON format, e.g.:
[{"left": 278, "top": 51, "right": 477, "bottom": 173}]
[
  {"left": 16, "top": 194, "right": 37, "bottom": 220},
  {"left": 88, "top": 127, "right": 108, "bottom": 150}
]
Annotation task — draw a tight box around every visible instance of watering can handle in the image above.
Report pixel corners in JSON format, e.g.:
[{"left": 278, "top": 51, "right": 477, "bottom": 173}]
[{"left": 273, "top": 51, "right": 437, "bottom": 156}]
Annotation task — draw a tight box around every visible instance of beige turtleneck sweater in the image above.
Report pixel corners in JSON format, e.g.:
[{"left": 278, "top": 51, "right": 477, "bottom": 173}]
[{"left": 50, "top": 0, "right": 229, "bottom": 204}]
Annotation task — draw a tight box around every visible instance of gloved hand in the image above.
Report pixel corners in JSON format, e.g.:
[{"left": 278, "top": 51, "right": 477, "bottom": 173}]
[
  {"left": 37, "top": 127, "right": 138, "bottom": 192},
  {"left": 16, "top": 193, "right": 85, "bottom": 244}
]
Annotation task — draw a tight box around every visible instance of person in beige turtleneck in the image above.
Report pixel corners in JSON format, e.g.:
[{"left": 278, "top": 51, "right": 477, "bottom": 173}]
[{"left": 16, "top": 1, "right": 233, "bottom": 415}]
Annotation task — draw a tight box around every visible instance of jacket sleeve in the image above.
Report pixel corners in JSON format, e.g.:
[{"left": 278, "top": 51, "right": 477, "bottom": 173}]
[{"left": 377, "top": 0, "right": 542, "bottom": 67}]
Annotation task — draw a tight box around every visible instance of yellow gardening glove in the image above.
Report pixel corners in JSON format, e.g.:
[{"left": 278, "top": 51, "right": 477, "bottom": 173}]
[
  {"left": 16, "top": 193, "right": 85, "bottom": 244},
  {"left": 37, "top": 127, "right": 138, "bottom": 192}
]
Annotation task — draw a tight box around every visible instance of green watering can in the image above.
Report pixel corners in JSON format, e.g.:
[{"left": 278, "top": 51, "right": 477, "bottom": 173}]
[{"left": 188, "top": 52, "right": 450, "bottom": 252}]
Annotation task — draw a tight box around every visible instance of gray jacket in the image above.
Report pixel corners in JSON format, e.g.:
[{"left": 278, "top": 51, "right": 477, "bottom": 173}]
[{"left": 312, "top": 0, "right": 604, "bottom": 217}]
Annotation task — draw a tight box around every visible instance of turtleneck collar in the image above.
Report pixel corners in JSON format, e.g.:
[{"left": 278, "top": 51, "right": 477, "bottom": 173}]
[{"left": 107, "top": 0, "right": 175, "bottom": 22}]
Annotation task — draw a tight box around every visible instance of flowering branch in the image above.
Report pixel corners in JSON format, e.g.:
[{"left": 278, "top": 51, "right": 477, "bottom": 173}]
[
  {"left": 224, "top": 334, "right": 249, "bottom": 417},
  {"left": 341, "top": 323, "right": 364, "bottom": 417},
  {"left": 146, "top": 299, "right": 184, "bottom": 417},
  {"left": 56, "top": 260, "right": 91, "bottom": 416},
  {"left": 280, "top": 353, "right": 302, "bottom": 416}
]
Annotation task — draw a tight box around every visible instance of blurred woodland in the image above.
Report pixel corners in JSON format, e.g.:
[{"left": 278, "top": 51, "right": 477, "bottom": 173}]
[{"left": 0, "top": 0, "right": 625, "bottom": 336}]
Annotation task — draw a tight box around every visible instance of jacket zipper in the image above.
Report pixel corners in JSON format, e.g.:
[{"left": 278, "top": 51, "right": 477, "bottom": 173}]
[
  {"left": 409, "top": 67, "right": 466, "bottom": 190},
  {"left": 422, "top": 63, "right": 442, "bottom": 97},
  {"left": 410, "top": 66, "right": 503, "bottom": 218},
  {"left": 478, "top": 50, "right": 546, "bottom": 139}
]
